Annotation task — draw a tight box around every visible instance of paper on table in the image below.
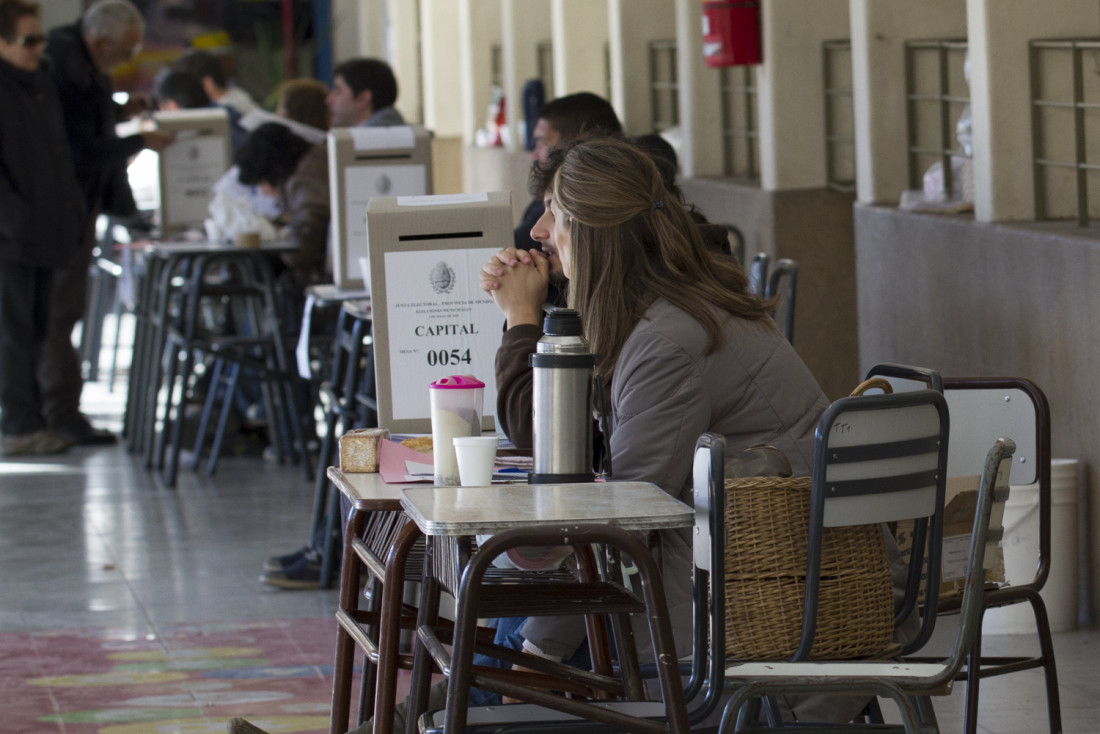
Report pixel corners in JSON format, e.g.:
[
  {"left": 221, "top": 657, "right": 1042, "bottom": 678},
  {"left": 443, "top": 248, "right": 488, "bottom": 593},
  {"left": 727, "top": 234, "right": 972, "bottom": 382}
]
[{"left": 378, "top": 438, "right": 434, "bottom": 483}]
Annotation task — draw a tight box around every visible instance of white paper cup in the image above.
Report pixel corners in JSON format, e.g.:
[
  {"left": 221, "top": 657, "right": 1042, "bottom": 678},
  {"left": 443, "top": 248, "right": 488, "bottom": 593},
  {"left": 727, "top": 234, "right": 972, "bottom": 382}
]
[{"left": 453, "top": 436, "right": 498, "bottom": 487}]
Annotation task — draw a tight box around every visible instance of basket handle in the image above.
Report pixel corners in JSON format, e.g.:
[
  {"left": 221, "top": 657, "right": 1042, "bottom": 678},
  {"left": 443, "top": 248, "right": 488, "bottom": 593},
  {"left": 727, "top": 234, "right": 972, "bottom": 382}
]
[{"left": 850, "top": 377, "right": 894, "bottom": 396}]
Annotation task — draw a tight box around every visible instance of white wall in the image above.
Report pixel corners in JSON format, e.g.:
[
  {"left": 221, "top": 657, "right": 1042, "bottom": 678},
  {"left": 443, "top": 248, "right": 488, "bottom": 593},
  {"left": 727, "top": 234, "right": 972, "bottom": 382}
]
[
  {"left": 421, "top": 0, "right": 462, "bottom": 135},
  {"left": 387, "top": 0, "right": 423, "bottom": 125},
  {"left": 551, "top": 0, "right": 609, "bottom": 97},
  {"left": 459, "top": 0, "right": 502, "bottom": 145},
  {"left": 502, "top": 0, "right": 552, "bottom": 150},
  {"left": 675, "top": 0, "right": 723, "bottom": 178},
  {"left": 608, "top": 0, "right": 675, "bottom": 135},
  {"left": 757, "top": 0, "right": 850, "bottom": 190}
]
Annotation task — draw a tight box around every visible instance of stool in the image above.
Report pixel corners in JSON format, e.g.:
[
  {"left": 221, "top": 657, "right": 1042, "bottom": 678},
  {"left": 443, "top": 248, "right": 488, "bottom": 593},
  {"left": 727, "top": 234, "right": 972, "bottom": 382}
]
[
  {"left": 311, "top": 301, "right": 376, "bottom": 587},
  {"left": 154, "top": 251, "right": 309, "bottom": 487}
]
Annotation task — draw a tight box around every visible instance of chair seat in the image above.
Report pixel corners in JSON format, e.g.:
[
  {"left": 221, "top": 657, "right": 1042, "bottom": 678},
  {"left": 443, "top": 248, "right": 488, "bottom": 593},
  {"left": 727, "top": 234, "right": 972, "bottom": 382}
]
[{"left": 724, "top": 660, "right": 952, "bottom": 686}]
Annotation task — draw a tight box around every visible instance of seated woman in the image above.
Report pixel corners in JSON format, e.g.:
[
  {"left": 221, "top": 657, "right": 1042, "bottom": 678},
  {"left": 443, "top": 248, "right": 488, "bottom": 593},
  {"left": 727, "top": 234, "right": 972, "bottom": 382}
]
[
  {"left": 226, "top": 138, "right": 834, "bottom": 734},
  {"left": 481, "top": 137, "right": 829, "bottom": 701}
]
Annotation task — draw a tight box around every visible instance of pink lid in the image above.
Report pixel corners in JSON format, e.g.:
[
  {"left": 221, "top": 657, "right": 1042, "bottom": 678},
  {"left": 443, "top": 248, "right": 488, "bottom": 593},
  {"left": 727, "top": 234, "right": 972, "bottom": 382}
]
[{"left": 430, "top": 375, "right": 485, "bottom": 389}]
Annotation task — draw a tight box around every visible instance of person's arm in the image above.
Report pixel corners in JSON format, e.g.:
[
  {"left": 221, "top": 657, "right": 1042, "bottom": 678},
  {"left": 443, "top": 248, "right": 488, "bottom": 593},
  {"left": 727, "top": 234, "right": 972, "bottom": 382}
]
[
  {"left": 281, "top": 151, "right": 330, "bottom": 285},
  {"left": 47, "top": 45, "right": 170, "bottom": 170},
  {"left": 481, "top": 246, "right": 548, "bottom": 328},
  {"left": 494, "top": 323, "right": 541, "bottom": 450},
  {"left": 482, "top": 247, "right": 549, "bottom": 448}
]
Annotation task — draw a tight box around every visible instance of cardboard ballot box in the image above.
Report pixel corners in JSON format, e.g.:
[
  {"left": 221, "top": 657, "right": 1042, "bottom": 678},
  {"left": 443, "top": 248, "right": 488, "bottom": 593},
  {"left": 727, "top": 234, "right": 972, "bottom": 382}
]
[
  {"left": 328, "top": 126, "right": 434, "bottom": 290},
  {"left": 366, "top": 191, "right": 512, "bottom": 434},
  {"left": 153, "top": 108, "right": 231, "bottom": 232},
  {"left": 896, "top": 474, "right": 1006, "bottom": 602}
]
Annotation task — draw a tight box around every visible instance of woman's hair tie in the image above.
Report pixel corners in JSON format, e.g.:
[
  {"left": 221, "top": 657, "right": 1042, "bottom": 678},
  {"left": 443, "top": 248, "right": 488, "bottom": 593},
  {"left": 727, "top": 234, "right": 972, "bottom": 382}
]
[{"left": 653, "top": 199, "right": 664, "bottom": 210}]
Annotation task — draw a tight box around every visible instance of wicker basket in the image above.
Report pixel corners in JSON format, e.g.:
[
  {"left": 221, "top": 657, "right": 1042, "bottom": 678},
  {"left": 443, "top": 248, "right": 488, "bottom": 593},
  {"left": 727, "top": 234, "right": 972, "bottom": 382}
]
[{"left": 723, "top": 476, "right": 896, "bottom": 661}]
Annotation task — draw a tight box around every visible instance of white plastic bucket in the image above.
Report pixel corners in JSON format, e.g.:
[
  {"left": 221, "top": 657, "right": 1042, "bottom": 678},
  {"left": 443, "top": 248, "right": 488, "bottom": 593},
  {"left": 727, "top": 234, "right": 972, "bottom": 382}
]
[{"left": 983, "top": 459, "right": 1078, "bottom": 634}]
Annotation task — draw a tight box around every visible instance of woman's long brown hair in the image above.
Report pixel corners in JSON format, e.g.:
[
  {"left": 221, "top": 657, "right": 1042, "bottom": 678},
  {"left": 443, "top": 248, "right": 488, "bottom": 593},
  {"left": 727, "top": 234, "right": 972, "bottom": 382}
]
[{"left": 551, "top": 137, "right": 773, "bottom": 380}]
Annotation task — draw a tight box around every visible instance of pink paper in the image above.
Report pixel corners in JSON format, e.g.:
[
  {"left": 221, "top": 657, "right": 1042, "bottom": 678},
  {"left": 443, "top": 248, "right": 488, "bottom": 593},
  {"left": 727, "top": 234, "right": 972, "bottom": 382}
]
[{"left": 378, "top": 438, "right": 435, "bottom": 483}]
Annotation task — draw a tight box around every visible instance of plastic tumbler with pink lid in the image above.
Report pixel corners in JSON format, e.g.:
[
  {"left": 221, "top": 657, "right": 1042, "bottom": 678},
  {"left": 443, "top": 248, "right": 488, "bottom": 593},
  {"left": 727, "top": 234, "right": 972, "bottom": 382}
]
[{"left": 429, "top": 375, "right": 484, "bottom": 486}]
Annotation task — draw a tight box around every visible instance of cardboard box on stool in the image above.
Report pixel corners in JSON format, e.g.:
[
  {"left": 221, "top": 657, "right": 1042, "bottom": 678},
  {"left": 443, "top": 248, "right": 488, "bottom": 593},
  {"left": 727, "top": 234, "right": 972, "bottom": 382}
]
[
  {"left": 364, "top": 192, "right": 512, "bottom": 435},
  {"left": 327, "top": 126, "right": 434, "bottom": 290}
]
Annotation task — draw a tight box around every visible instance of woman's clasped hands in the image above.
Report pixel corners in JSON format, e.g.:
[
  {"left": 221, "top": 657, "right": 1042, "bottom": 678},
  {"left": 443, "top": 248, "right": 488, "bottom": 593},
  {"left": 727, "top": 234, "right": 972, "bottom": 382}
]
[{"left": 480, "top": 247, "right": 550, "bottom": 328}]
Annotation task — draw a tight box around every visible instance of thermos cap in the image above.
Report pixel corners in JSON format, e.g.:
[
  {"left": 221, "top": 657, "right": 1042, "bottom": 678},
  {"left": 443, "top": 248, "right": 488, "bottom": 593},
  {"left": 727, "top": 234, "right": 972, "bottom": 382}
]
[
  {"left": 430, "top": 375, "right": 485, "bottom": 389},
  {"left": 543, "top": 308, "right": 584, "bottom": 336}
]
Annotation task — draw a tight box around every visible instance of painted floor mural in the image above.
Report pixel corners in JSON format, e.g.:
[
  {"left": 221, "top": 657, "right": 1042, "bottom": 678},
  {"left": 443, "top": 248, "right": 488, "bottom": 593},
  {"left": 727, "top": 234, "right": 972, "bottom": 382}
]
[{"left": 0, "top": 617, "right": 348, "bottom": 734}]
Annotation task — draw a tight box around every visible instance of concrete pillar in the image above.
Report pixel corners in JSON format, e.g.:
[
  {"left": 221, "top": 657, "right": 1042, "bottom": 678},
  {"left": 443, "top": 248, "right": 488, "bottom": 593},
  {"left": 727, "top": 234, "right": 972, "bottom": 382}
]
[
  {"left": 550, "top": 0, "right": 610, "bottom": 97},
  {"left": 675, "top": 0, "right": 723, "bottom": 178},
  {"left": 756, "top": 0, "right": 850, "bottom": 190},
  {"left": 421, "top": 0, "right": 464, "bottom": 136},
  {"left": 608, "top": 0, "right": 676, "bottom": 135},
  {"left": 387, "top": 0, "right": 423, "bottom": 125},
  {"left": 331, "top": 0, "right": 383, "bottom": 61},
  {"left": 967, "top": 0, "right": 1097, "bottom": 222},
  {"left": 502, "top": 0, "right": 553, "bottom": 151},
  {"left": 849, "top": 0, "right": 966, "bottom": 205},
  {"left": 459, "top": 0, "right": 503, "bottom": 145}
]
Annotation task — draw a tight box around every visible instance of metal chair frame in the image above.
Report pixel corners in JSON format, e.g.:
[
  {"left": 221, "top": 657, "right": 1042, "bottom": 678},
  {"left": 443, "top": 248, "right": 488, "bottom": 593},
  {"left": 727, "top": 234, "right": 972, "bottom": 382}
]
[
  {"left": 719, "top": 438, "right": 1015, "bottom": 734},
  {"left": 865, "top": 363, "right": 1061, "bottom": 734},
  {"left": 764, "top": 258, "right": 798, "bottom": 343}
]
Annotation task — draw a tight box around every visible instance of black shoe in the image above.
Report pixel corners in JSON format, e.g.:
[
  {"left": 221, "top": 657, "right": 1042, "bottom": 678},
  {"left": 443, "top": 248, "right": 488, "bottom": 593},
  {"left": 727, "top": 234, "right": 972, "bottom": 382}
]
[
  {"left": 262, "top": 545, "right": 312, "bottom": 573},
  {"left": 260, "top": 549, "right": 322, "bottom": 589},
  {"left": 51, "top": 415, "right": 117, "bottom": 446}
]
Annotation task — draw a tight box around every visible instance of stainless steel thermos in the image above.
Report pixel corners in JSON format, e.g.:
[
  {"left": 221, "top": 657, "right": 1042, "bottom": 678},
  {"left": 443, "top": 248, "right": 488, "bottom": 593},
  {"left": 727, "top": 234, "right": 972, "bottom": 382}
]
[{"left": 529, "top": 308, "right": 595, "bottom": 484}]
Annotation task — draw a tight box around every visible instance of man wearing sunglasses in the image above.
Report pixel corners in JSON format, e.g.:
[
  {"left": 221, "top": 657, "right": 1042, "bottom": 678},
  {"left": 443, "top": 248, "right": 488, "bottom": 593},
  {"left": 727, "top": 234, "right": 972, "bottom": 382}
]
[
  {"left": 0, "top": 0, "right": 86, "bottom": 455},
  {"left": 39, "top": 0, "right": 173, "bottom": 446}
]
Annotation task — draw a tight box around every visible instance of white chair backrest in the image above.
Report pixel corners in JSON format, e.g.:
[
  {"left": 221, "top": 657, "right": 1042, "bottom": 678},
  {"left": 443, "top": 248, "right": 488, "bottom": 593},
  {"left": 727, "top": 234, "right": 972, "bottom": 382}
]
[
  {"left": 818, "top": 395, "right": 948, "bottom": 528},
  {"left": 945, "top": 388, "right": 1037, "bottom": 485},
  {"left": 873, "top": 376, "right": 1038, "bottom": 485}
]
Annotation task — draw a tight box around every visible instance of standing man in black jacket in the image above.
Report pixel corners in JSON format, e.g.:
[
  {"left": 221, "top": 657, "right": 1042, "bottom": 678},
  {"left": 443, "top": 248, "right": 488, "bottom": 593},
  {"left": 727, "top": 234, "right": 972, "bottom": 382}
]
[
  {"left": 0, "top": 0, "right": 85, "bottom": 456},
  {"left": 41, "top": 0, "right": 172, "bottom": 445}
]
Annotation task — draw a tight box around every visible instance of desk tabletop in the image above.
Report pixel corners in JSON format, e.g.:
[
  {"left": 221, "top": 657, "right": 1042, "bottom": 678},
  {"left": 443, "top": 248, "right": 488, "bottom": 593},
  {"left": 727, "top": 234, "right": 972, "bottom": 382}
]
[
  {"left": 400, "top": 481, "right": 693, "bottom": 536},
  {"left": 327, "top": 467, "right": 411, "bottom": 511}
]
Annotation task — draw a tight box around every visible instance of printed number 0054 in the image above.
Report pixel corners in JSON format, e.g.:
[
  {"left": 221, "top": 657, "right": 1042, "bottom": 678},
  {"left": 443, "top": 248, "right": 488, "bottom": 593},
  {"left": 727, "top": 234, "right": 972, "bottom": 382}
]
[{"left": 427, "top": 348, "right": 472, "bottom": 367}]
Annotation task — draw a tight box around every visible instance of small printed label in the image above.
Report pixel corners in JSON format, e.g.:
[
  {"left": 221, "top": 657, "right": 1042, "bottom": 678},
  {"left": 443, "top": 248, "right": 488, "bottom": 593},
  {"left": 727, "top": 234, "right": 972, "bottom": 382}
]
[{"left": 941, "top": 533, "right": 970, "bottom": 581}]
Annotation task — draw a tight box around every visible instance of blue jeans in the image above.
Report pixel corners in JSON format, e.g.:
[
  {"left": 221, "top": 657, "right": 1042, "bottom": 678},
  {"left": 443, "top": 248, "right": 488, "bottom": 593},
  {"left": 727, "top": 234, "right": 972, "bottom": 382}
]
[{"left": 468, "top": 616, "right": 592, "bottom": 706}]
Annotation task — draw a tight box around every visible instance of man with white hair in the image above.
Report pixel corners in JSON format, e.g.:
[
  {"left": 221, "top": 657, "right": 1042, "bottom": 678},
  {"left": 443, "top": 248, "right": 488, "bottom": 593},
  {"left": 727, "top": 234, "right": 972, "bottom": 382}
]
[{"left": 41, "top": 0, "right": 172, "bottom": 445}]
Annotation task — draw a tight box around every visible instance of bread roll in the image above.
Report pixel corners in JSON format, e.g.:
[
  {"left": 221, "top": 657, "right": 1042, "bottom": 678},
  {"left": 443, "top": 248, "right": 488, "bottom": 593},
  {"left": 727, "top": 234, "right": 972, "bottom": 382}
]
[{"left": 339, "top": 427, "right": 390, "bottom": 472}]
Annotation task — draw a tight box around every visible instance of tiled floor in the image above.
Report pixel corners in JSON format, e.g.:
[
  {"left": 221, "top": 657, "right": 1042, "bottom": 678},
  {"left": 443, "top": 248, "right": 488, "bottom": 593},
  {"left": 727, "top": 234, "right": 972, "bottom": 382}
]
[{"left": 1, "top": 332, "right": 1096, "bottom": 733}]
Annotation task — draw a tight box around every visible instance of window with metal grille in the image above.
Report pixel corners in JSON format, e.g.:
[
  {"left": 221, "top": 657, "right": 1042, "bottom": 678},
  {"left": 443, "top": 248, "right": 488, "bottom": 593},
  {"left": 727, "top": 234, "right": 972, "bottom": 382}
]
[
  {"left": 823, "top": 39, "right": 856, "bottom": 192},
  {"left": 648, "top": 39, "right": 679, "bottom": 132},
  {"left": 537, "top": 40, "right": 555, "bottom": 98},
  {"left": 1030, "top": 39, "right": 1100, "bottom": 226},
  {"left": 904, "top": 39, "right": 971, "bottom": 196},
  {"left": 720, "top": 65, "right": 759, "bottom": 181}
]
